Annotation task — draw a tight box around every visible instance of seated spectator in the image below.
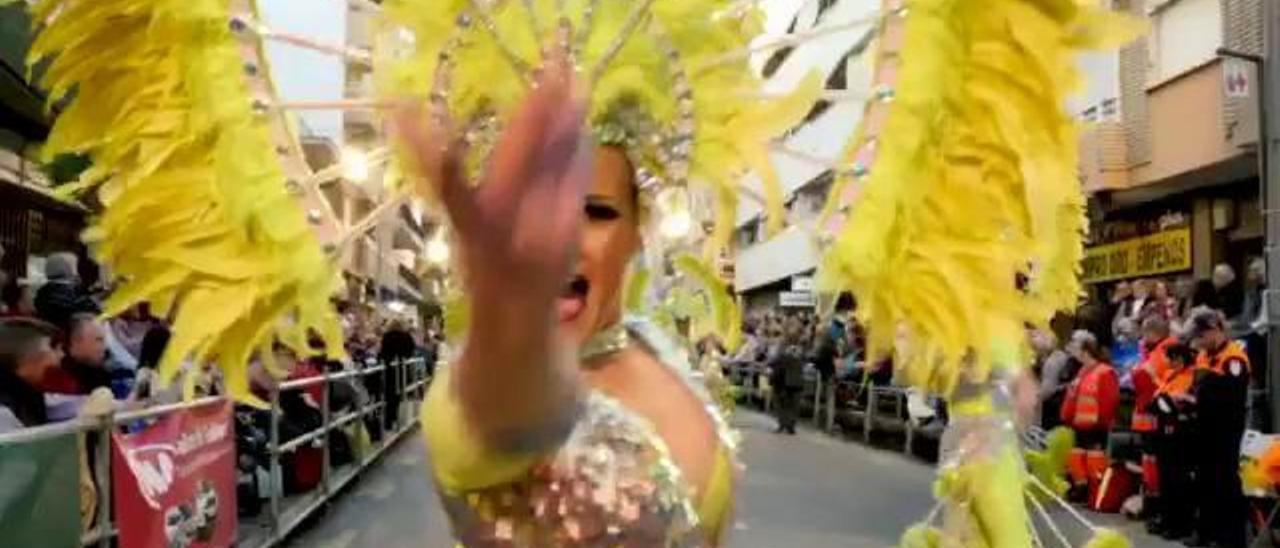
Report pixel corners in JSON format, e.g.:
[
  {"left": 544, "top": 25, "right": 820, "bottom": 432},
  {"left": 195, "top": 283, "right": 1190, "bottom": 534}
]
[
  {"left": 1061, "top": 330, "right": 1119, "bottom": 501},
  {"left": 0, "top": 319, "right": 64, "bottom": 432},
  {"left": 34, "top": 253, "right": 99, "bottom": 332},
  {"left": 43, "top": 314, "right": 114, "bottom": 397}
]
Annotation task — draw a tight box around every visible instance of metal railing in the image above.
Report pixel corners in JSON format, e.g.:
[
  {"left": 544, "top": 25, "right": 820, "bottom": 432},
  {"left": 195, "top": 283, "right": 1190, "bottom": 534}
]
[{"left": 0, "top": 357, "right": 432, "bottom": 548}]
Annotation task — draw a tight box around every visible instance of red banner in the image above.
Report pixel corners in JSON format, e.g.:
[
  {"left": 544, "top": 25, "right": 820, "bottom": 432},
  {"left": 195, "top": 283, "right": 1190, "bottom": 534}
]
[{"left": 112, "top": 401, "right": 238, "bottom": 548}]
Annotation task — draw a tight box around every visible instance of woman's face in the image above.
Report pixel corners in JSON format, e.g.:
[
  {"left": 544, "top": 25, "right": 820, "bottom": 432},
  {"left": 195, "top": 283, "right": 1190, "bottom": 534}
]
[{"left": 558, "top": 146, "right": 642, "bottom": 346}]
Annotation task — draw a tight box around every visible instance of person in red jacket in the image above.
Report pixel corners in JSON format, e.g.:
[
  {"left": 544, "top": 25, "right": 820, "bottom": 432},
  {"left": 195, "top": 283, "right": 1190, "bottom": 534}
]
[
  {"left": 1133, "top": 316, "right": 1176, "bottom": 509},
  {"left": 1061, "top": 330, "right": 1120, "bottom": 501}
]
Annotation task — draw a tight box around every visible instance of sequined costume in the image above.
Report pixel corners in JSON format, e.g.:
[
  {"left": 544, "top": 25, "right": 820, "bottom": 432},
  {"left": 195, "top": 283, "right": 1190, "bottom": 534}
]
[{"left": 423, "top": 318, "right": 739, "bottom": 546}]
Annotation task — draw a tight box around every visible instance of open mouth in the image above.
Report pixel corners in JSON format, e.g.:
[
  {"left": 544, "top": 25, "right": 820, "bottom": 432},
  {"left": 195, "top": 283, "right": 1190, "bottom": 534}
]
[{"left": 557, "top": 275, "right": 589, "bottom": 323}]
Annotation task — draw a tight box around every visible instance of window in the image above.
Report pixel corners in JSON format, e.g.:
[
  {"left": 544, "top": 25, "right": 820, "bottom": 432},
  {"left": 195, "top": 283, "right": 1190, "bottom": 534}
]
[{"left": 1147, "top": 0, "right": 1222, "bottom": 84}]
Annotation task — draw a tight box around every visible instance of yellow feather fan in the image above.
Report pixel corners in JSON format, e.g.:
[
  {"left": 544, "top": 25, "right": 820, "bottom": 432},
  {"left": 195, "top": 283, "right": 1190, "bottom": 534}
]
[
  {"left": 376, "top": 0, "right": 821, "bottom": 258},
  {"left": 821, "top": 0, "right": 1141, "bottom": 396},
  {"left": 27, "top": 0, "right": 343, "bottom": 404}
]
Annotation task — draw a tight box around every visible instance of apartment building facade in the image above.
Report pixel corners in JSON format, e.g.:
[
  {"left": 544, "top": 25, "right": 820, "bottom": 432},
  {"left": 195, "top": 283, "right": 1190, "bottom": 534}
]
[
  {"left": 733, "top": 0, "right": 883, "bottom": 313},
  {"left": 1078, "top": 0, "right": 1264, "bottom": 289},
  {"left": 341, "top": 0, "right": 429, "bottom": 312}
]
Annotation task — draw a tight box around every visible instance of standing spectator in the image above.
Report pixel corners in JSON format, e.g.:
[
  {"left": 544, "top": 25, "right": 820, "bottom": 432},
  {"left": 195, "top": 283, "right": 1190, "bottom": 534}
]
[
  {"left": 1173, "top": 276, "right": 1198, "bottom": 323},
  {"left": 1031, "top": 329, "right": 1072, "bottom": 430},
  {"left": 1109, "top": 318, "right": 1142, "bottom": 374},
  {"left": 1132, "top": 316, "right": 1176, "bottom": 516},
  {"left": 0, "top": 319, "right": 63, "bottom": 432},
  {"left": 1141, "top": 280, "right": 1177, "bottom": 322},
  {"left": 1185, "top": 308, "right": 1250, "bottom": 548},
  {"left": 769, "top": 327, "right": 806, "bottom": 435},
  {"left": 378, "top": 320, "right": 416, "bottom": 432},
  {"left": 1237, "top": 257, "right": 1267, "bottom": 387},
  {"left": 44, "top": 314, "right": 114, "bottom": 397},
  {"left": 34, "top": 253, "right": 99, "bottom": 332},
  {"left": 810, "top": 320, "right": 838, "bottom": 430},
  {"left": 1060, "top": 330, "right": 1119, "bottom": 502},
  {"left": 1145, "top": 342, "right": 1198, "bottom": 540},
  {"left": 1195, "top": 263, "right": 1244, "bottom": 319},
  {"left": 127, "top": 324, "right": 176, "bottom": 405},
  {"left": 1104, "top": 281, "right": 1133, "bottom": 336}
]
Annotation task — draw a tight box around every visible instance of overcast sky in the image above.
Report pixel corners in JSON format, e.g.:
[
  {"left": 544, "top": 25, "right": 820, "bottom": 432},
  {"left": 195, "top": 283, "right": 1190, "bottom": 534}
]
[
  {"left": 257, "top": 0, "right": 811, "bottom": 143},
  {"left": 260, "top": 0, "right": 347, "bottom": 142}
]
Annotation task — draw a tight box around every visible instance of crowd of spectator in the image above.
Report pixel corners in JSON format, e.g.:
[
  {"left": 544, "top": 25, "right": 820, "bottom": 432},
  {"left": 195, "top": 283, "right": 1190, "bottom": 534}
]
[
  {"left": 1033, "top": 260, "right": 1265, "bottom": 548},
  {"left": 717, "top": 260, "right": 1266, "bottom": 547}
]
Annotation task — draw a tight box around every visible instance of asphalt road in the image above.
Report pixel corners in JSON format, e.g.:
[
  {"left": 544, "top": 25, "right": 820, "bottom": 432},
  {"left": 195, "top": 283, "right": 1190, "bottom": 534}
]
[{"left": 287, "top": 412, "right": 1176, "bottom": 548}]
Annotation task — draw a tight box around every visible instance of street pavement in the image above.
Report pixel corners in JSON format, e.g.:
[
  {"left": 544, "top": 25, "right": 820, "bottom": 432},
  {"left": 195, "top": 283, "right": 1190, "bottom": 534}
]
[{"left": 287, "top": 412, "right": 1177, "bottom": 548}]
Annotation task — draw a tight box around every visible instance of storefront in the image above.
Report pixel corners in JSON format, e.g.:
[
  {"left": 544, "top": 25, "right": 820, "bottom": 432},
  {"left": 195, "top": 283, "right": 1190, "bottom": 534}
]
[{"left": 1088, "top": 176, "right": 1262, "bottom": 287}]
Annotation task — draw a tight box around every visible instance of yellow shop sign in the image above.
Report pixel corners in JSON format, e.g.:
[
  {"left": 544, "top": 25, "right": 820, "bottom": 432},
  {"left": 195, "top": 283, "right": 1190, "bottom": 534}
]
[{"left": 1081, "top": 228, "right": 1192, "bottom": 284}]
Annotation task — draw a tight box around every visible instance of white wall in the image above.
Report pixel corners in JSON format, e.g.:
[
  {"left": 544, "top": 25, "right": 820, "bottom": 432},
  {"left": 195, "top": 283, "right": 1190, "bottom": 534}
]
[{"left": 259, "top": 1, "right": 348, "bottom": 143}]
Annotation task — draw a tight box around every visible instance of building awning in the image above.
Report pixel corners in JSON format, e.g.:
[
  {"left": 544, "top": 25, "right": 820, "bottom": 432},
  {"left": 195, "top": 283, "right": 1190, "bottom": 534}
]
[{"left": 1097, "top": 153, "right": 1256, "bottom": 211}]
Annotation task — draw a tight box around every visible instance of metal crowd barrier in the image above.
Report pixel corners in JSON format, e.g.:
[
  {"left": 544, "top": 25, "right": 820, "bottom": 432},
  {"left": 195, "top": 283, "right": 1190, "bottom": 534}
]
[{"left": 0, "top": 357, "right": 432, "bottom": 548}]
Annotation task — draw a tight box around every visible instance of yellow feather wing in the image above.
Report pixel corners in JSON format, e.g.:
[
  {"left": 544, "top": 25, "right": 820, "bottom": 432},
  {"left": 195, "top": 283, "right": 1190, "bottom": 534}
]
[
  {"left": 821, "top": 0, "right": 1140, "bottom": 396},
  {"left": 27, "top": 0, "right": 343, "bottom": 401}
]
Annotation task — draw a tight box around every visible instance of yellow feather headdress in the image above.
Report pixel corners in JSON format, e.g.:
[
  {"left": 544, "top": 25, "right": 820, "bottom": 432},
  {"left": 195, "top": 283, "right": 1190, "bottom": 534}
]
[
  {"left": 26, "top": 0, "right": 344, "bottom": 404},
  {"left": 376, "top": 0, "right": 821, "bottom": 257}
]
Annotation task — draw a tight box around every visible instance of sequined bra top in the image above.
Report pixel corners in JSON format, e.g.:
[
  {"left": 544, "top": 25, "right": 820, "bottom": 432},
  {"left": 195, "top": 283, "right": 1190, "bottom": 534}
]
[{"left": 422, "top": 318, "right": 740, "bottom": 546}]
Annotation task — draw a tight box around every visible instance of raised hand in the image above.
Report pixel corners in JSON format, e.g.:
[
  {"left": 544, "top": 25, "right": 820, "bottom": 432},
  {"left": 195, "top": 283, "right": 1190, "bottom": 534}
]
[{"left": 395, "top": 49, "right": 593, "bottom": 446}]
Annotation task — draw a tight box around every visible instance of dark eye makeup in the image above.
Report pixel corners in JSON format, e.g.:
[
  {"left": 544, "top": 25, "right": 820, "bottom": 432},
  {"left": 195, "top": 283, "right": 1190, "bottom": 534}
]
[{"left": 585, "top": 202, "right": 620, "bottom": 221}]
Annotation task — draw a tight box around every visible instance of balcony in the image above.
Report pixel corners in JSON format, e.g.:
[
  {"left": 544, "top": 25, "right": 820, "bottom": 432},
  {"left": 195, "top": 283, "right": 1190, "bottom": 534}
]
[
  {"left": 1132, "top": 58, "right": 1257, "bottom": 188},
  {"left": 735, "top": 225, "right": 820, "bottom": 293},
  {"left": 1078, "top": 121, "right": 1130, "bottom": 194}
]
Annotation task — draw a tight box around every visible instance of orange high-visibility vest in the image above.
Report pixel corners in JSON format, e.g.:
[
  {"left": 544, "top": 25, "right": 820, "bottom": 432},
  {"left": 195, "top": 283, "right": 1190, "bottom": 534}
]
[
  {"left": 1132, "top": 338, "right": 1175, "bottom": 432},
  {"left": 1062, "top": 362, "right": 1119, "bottom": 431},
  {"left": 1156, "top": 366, "right": 1195, "bottom": 398},
  {"left": 1195, "top": 341, "right": 1251, "bottom": 377}
]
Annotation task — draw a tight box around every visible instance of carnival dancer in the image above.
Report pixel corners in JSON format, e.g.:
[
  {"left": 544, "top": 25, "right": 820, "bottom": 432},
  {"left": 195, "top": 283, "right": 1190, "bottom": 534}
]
[{"left": 385, "top": 0, "right": 817, "bottom": 543}]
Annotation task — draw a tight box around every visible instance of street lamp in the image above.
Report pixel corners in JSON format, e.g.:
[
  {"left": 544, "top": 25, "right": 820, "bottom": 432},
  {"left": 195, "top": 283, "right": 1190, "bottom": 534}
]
[
  {"left": 657, "top": 187, "right": 692, "bottom": 239},
  {"left": 426, "top": 232, "right": 451, "bottom": 265},
  {"left": 342, "top": 147, "right": 370, "bottom": 182}
]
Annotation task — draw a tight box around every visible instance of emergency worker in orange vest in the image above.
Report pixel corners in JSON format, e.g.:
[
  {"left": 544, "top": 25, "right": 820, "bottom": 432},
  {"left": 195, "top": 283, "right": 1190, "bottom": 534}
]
[
  {"left": 1144, "top": 341, "right": 1197, "bottom": 540},
  {"left": 1133, "top": 316, "right": 1175, "bottom": 515},
  {"left": 1186, "top": 307, "right": 1250, "bottom": 548},
  {"left": 1060, "top": 330, "right": 1120, "bottom": 501}
]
